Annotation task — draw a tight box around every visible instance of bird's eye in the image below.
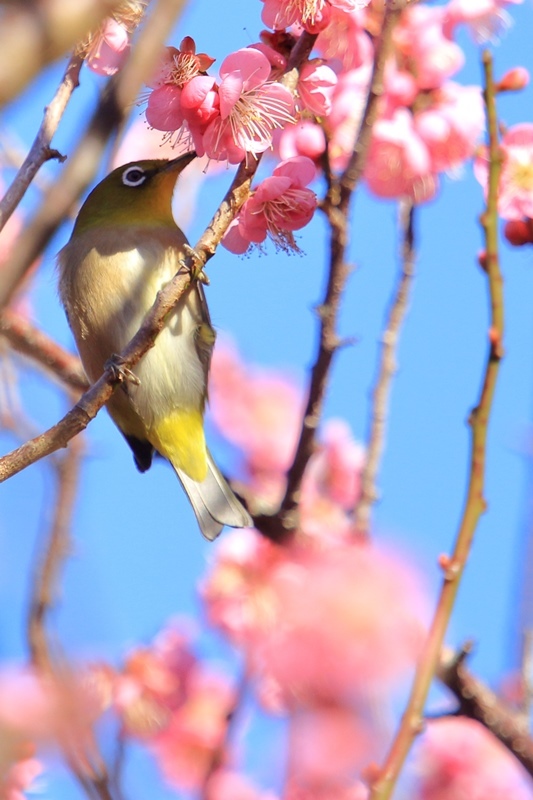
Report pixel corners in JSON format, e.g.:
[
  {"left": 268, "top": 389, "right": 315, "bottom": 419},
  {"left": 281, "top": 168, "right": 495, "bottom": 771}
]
[{"left": 122, "top": 166, "right": 146, "bottom": 187}]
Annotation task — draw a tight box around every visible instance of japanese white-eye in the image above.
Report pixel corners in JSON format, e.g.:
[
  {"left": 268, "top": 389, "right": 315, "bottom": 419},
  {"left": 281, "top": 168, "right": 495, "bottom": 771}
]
[{"left": 58, "top": 153, "right": 252, "bottom": 540}]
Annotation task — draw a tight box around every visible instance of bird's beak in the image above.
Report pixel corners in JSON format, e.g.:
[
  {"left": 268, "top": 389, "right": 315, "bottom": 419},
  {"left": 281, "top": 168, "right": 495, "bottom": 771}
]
[{"left": 161, "top": 151, "right": 197, "bottom": 174}]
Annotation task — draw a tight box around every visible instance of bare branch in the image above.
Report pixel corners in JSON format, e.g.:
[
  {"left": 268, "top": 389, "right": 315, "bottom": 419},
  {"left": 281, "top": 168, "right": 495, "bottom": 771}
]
[
  {"left": 0, "top": 53, "right": 83, "bottom": 233},
  {"left": 353, "top": 202, "right": 416, "bottom": 537},
  {"left": 369, "top": 49, "right": 505, "bottom": 800},
  {"left": 0, "top": 308, "right": 88, "bottom": 392}
]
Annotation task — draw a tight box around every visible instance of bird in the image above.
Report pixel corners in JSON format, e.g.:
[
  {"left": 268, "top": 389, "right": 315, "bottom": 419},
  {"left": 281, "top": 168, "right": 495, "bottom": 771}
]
[{"left": 58, "top": 152, "right": 252, "bottom": 540}]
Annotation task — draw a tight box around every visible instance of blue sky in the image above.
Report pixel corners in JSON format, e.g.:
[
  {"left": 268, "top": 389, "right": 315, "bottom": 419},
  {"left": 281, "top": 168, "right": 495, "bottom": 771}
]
[{"left": 1, "top": 0, "right": 533, "bottom": 797}]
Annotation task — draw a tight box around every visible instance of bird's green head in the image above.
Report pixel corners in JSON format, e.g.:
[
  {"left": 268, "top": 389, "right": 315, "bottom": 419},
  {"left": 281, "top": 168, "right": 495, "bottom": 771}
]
[{"left": 72, "top": 152, "right": 196, "bottom": 236}]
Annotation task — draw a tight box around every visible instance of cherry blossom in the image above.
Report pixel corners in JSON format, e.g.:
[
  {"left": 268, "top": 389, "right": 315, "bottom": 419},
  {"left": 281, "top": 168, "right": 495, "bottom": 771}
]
[
  {"left": 275, "top": 120, "right": 327, "bottom": 162},
  {"left": 202, "top": 48, "right": 295, "bottom": 163},
  {"left": 364, "top": 108, "right": 437, "bottom": 202},
  {"left": 393, "top": 5, "right": 464, "bottom": 91},
  {"left": 297, "top": 61, "right": 338, "bottom": 116},
  {"left": 474, "top": 123, "right": 533, "bottom": 220},
  {"left": 83, "top": 1, "right": 147, "bottom": 76},
  {"left": 325, "top": 65, "right": 371, "bottom": 170},
  {"left": 443, "top": 0, "right": 523, "bottom": 43},
  {"left": 222, "top": 156, "right": 318, "bottom": 253},
  {"left": 315, "top": 7, "right": 373, "bottom": 72},
  {"left": 415, "top": 717, "right": 533, "bottom": 800},
  {"left": 0, "top": 756, "right": 42, "bottom": 800},
  {"left": 260, "top": 0, "right": 371, "bottom": 35},
  {"left": 414, "top": 83, "right": 484, "bottom": 173}
]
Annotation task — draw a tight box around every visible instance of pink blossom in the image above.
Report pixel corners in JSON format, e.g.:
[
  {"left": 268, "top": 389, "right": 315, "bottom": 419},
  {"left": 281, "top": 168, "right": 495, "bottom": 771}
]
[
  {"left": 261, "top": 0, "right": 370, "bottom": 34},
  {"left": 208, "top": 341, "right": 303, "bottom": 503},
  {"left": 302, "top": 420, "right": 364, "bottom": 511},
  {"left": 415, "top": 718, "right": 533, "bottom": 800},
  {"left": 297, "top": 61, "right": 337, "bottom": 116},
  {"left": 206, "top": 770, "right": 279, "bottom": 800},
  {"left": 393, "top": 5, "right": 464, "bottom": 90},
  {"left": 315, "top": 8, "right": 373, "bottom": 72},
  {"left": 201, "top": 527, "right": 286, "bottom": 645},
  {"left": 86, "top": 18, "right": 130, "bottom": 76},
  {"left": 325, "top": 66, "right": 371, "bottom": 170},
  {"left": 0, "top": 757, "right": 42, "bottom": 800},
  {"left": 204, "top": 536, "right": 428, "bottom": 707},
  {"left": 275, "top": 120, "right": 327, "bottom": 162},
  {"left": 364, "top": 108, "right": 437, "bottom": 202},
  {"left": 222, "top": 156, "right": 318, "bottom": 253},
  {"left": 150, "top": 670, "right": 235, "bottom": 790},
  {"left": 474, "top": 123, "right": 533, "bottom": 220},
  {"left": 414, "top": 83, "right": 484, "bottom": 173},
  {"left": 254, "top": 543, "right": 427, "bottom": 706},
  {"left": 203, "top": 48, "right": 294, "bottom": 164},
  {"left": 443, "top": 0, "right": 523, "bottom": 43}
]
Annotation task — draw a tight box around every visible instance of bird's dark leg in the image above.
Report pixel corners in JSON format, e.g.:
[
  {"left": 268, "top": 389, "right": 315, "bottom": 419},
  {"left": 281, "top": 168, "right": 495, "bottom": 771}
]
[{"left": 104, "top": 354, "right": 141, "bottom": 386}]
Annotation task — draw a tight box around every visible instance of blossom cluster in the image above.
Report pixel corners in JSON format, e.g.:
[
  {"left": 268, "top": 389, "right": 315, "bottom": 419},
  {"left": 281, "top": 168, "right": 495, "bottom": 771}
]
[{"left": 93, "top": 0, "right": 533, "bottom": 252}]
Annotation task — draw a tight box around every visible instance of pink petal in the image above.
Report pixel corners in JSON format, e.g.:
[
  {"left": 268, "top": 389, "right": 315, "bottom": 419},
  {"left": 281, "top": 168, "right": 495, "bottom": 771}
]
[
  {"left": 145, "top": 85, "right": 184, "bottom": 132},
  {"left": 274, "top": 156, "right": 317, "bottom": 187},
  {"left": 220, "top": 48, "right": 271, "bottom": 90},
  {"left": 218, "top": 72, "right": 245, "bottom": 118}
]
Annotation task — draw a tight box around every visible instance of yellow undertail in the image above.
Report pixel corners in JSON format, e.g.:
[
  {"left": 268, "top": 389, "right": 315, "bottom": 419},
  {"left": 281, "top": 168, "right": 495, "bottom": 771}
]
[{"left": 149, "top": 408, "right": 207, "bottom": 482}]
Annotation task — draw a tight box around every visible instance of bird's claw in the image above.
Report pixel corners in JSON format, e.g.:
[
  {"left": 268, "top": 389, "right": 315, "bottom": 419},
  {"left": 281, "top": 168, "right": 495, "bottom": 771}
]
[
  {"left": 105, "top": 354, "right": 141, "bottom": 386},
  {"left": 179, "top": 244, "right": 210, "bottom": 285}
]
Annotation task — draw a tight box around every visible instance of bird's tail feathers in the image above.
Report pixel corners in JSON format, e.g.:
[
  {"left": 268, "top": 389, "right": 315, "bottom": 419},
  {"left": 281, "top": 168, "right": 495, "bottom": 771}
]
[{"left": 176, "top": 450, "right": 252, "bottom": 541}]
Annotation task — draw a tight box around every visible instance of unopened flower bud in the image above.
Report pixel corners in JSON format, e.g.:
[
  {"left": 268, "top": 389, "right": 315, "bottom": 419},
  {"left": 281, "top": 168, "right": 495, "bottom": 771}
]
[{"left": 496, "top": 67, "right": 530, "bottom": 93}]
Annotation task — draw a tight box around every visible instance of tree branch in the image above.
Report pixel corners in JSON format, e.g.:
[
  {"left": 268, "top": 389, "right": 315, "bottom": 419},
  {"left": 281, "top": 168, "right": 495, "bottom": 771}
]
[
  {"left": 0, "top": 53, "right": 82, "bottom": 233},
  {"left": 353, "top": 201, "right": 416, "bottom": 537},
  {"left": 0, "top": 308, "right": 88, "bottom": 392},
  {"left": 369, "top": 49, "right": 505, "bottom": 800}
]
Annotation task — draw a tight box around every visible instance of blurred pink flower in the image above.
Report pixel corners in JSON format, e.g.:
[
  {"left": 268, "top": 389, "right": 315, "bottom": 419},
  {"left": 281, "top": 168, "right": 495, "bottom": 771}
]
[
  {"left": 203, "top": 535, "right": 428, "bottom": 708},
  {"left": 113, "top": 626, "right": 197, "bottom": 737},
  {"left": 414, "top": 83, "right": 484, "bottom": 173},
  {"left": 150, "top": 670, "right": 235, "bottom": 790},
  {"left": 415, "top": 717, "right": 533, "bottom": 800},
  {"left": 393, "top": 5, "right": 464, "bottom": 90},
  {"left": 202, "top": 48, "right": 294, "bottom": 163},
  {"left": 275, "top": 120, "right": 327, "bottom": 162},
  {"left": 0, "top": 756, "right": 42, "bottom": 800},
  {"left": 222, "top": 156, "right": 318, "bottom": 253},
  {"left": 206, "top": 769, "right": 279, "bottom": 800},
  {"left": 474, "top": 123, "right": 533, "bottom": 220},
  {"left": 364, "top": 108, "right": 437, "bottom": 202},
  {"left": 86, "top": 17, "right": 130, "bottom": 76},
  {"left": 443, "top": 0, "right": 523, "bottom": 43},
  {"left": 261, "top": 0, "right": 370, "bottom": 34},
  {"left": 315, "top": 8, "right": 373, "bottom": 72},
  {"left": 201, "top": 527, "right": 286, "bottom": 645},
  {"left": 255, "top": 543, "right": 427, "bottom": 706},
  {"left": 297, "top": 61, "right": 337, "bottom": 116},
  {"left": 208, "top": 340, "right": 303, "bottom": 501},
  {"left": 302, "top": 419, "right": 364, "bottom": 511},
  {"left": 287, "top": 705, "right": 378, "bottom": 787},
  {"left": 325, "top": 66, "right": 371, "bottom": 170}
]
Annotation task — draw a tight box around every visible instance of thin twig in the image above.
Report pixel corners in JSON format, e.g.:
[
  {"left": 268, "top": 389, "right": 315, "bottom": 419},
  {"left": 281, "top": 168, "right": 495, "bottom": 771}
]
[
  {"left": 256, "top": 1, "right": 403, "bottom": 542},
  {"left": 0, "top": 308, "right": 88, "bottom": 392},
  {"left": 0, "top": 53, "right": 83, "bottom": 233},
  {"left": 437, "top": 645, "right": 533, "bottom": 777},
  {"left": 0, "top": 0, "right": 187, "bottom": 310},
  {"left": 369, "top": 49, "right": 505, "bottom": 800},
  {"left": 353, "top": 202, "right": 416, "bottom": 537}
]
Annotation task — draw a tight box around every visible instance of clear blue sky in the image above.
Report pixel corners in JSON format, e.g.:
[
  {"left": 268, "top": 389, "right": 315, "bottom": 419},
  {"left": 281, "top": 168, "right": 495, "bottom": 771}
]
[{"left": 1, "top": 1, "right": 533, "bottom": 797}]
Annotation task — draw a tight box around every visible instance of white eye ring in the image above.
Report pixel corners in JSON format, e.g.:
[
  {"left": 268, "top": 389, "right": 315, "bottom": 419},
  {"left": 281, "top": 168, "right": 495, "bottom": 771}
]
[{"left": 122, "top": 166, "right": 147, "bottom": 187}]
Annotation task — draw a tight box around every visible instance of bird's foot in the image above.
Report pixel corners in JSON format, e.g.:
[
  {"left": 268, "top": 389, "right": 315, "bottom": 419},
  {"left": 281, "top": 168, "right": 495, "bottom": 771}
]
[
  {"left": 180, "top": 244, "right": 209, "bottom": 285},
  {"left": 105, "top": 354, "right": 141, "bottom": 386}
]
